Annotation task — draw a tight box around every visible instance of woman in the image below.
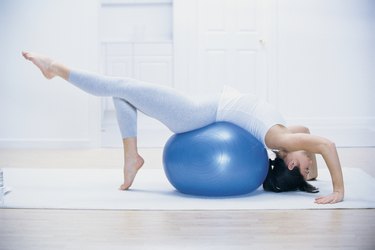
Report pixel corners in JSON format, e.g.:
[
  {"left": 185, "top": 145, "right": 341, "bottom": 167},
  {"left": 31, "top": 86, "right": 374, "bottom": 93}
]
[{"left": 22, "top": 51, "right": 344, "bottom": 204}]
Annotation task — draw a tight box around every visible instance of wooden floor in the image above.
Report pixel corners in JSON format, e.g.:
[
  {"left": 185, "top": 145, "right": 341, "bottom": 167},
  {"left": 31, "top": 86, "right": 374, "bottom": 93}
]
[
  {"left": 0, "top": 209, "right": 374, "bottom": 250},
  {"left": 0, "top": 148, "right": 375, "bottom": 250}
]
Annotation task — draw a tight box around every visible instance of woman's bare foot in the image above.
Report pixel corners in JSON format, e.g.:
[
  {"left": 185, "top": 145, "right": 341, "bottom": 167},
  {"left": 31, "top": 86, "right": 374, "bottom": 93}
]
[
  {"left": 119, "top": 155, "right": 145, "bottom": 190},
  {"left": 22, "top": 51, "right": 56, "bottom": 79}
]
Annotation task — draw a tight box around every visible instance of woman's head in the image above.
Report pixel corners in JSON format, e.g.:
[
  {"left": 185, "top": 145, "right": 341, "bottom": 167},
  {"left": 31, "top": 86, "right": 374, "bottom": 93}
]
[
  {"left": 263, "top": 156, "right": 319, "bottom": 193},
  {"left": 280, "top": 150, "right": 313, "bottom": 180}
]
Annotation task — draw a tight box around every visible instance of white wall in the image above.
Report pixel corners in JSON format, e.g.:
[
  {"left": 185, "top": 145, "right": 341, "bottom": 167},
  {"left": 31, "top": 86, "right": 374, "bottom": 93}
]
[
  {"left": 277, "top": 0, "right": 375, "bottom": 146},
  {"left": 1, "top": 0, "right": 374, "bottom": 148},
  {"left": 0, "top": 0, "right": 100, "bottom": 148},
  {"left": 174, "top": 0, "right": 375, "bottom": 147}
]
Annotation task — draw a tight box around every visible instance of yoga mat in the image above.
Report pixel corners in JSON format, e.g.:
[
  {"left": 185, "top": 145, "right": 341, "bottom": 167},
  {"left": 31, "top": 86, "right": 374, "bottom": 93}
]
[{"left": 1, "top": 168, "right": 374, "bottom": 210}]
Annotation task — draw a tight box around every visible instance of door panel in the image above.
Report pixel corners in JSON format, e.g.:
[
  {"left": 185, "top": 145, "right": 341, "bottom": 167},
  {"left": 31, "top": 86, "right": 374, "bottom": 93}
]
[{"left": 174, "top": 0, "right": 266, "bottom": 96}]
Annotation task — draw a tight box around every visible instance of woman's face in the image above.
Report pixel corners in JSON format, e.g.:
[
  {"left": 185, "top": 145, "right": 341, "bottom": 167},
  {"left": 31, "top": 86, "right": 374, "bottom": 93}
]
[{"left": 284, "top": 151, "right": 313, "bottom": 180}]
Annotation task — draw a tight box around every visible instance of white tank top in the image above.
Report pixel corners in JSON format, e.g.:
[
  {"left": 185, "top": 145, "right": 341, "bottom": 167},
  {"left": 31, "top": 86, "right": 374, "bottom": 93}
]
[{"left": 216, "top": 86, "right": 286, "bottom": 146}]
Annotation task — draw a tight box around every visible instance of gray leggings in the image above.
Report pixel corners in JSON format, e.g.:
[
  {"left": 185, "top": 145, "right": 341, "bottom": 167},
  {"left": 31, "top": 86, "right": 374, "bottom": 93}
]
[{"left": 68, "top": 70, "right": 220, "bottom": 138}]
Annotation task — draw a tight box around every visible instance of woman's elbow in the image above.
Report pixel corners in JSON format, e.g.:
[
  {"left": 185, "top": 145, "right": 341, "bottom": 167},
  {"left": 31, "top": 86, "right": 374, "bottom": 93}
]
[{"left": 319, "top": 139, "right": 337, "bottom": 155}]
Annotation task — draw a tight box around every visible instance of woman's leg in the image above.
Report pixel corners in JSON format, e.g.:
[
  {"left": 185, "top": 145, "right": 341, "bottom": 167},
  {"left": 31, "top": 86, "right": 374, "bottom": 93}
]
[
  {"left": 23, "top": 52, "right": 144, "bottom": 189},
  {"left": 22, "top": 52, "right": 219, "bottom": 132},
  {"left": 113, "top": 97, "right": 137, "bottom": 138},
  {"left": 120, "top": 137, "right": 144, "bottom": 190},
  {"left": 67, "top": 69, "right": 219, "bottom": 133},
  {"left": 113, "top": 97, "right": 145, "bottom": 189},
  {"left": 23, "top": 51, "right": 219, "bottom": 189}
]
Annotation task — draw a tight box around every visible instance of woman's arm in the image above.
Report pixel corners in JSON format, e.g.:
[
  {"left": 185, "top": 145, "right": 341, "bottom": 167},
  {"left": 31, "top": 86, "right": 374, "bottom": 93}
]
[
  {"left": 278, "top": 132, "right": 344, "bottom": 204},
  {"left": 266, "top": 126, "right": 344, "bottom": 204}
]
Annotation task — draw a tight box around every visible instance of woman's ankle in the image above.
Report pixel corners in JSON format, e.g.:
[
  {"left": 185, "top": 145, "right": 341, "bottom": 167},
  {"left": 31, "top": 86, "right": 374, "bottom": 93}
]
[{"left": 51, "top": 61, "right": 70, "bottom": 81}]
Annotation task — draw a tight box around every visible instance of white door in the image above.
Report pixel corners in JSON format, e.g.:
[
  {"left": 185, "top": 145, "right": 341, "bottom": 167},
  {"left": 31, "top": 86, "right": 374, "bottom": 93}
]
[{"left": 174, "top": 0, "right": 273, "bottom": 99}]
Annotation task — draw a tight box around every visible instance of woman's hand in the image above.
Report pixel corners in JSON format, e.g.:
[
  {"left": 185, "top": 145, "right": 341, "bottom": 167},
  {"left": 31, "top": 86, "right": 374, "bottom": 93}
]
[{"left": 315, "top": 191, "right": 344, "bottom": 204}]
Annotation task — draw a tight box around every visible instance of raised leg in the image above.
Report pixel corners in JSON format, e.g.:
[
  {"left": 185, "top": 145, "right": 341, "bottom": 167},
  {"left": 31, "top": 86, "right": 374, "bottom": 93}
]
[
  {"left": 66, "top": 68, "right": 219, "bottom": 134},
  {"left": 23, "top": 51, "right": 219, "bottom": 190}
]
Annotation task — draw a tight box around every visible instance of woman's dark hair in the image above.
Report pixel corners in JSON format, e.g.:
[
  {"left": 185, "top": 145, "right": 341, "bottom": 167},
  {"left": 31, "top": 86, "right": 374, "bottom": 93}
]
[{"left": 263, "top": 157, "right": 319, "bottom": 193}]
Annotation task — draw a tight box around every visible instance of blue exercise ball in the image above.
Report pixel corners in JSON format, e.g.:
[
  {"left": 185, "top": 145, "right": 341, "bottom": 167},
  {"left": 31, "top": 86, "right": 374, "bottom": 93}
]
[{"left": 162, "top": 122, "right": 269, "bottom": 196}]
